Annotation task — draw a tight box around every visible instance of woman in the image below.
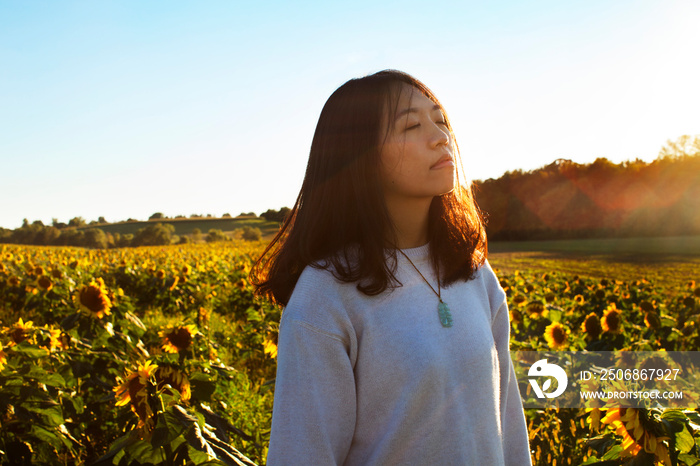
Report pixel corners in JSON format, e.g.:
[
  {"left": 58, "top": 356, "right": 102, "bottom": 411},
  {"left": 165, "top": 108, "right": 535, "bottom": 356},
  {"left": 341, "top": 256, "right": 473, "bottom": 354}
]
[{"left": 252, "top": 70, "right": 531, "bottom": 465}]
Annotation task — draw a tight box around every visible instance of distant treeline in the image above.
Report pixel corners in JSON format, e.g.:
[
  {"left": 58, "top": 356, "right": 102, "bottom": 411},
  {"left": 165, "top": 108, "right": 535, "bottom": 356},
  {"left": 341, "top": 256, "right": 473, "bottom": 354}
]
[
  {"left": 475, "top": 141, "right": 700, "bottom": 241},
  {"left": 0, "top": 222, "right": 264, "bottom": 249},
  {"left": 0, "top": 208, "right": 294, "bottom": 249}
]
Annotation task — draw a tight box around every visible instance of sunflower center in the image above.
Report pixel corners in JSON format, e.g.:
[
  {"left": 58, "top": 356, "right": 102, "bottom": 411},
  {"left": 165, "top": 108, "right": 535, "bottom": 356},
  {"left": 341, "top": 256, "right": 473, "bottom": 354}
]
[
  {"left": 585, "top": 316, "right": 602, "bottom": 336},
  {"left": 552, "top": 326, "right": 566, "bottom": 344},
  {"left": 606, "top": 311, "right": 620, "bottom": 330},
  {"left": 167, "top": 328, "right": 193, "bottom": 350},
  {"left": 80, "top": 285, "right": 109, "bottom": 313}
]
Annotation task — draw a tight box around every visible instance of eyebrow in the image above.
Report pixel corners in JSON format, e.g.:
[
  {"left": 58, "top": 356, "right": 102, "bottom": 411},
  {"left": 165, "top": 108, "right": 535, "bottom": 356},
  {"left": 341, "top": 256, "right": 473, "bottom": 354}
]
[{"left": 394, "top": 104, "right": 442, "bottom": 121}]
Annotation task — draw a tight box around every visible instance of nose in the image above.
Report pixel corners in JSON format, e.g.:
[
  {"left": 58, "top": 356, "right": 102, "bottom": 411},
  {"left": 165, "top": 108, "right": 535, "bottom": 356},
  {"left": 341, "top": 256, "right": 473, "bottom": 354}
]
[{"left": 430, "top": 122, "right": 450, "bottom": 148}]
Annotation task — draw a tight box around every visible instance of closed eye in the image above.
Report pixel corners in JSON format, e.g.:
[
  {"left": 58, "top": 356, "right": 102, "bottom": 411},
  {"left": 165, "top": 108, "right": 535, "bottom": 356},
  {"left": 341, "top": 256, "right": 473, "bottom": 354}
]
[{"left": 405, "top": 124, "right": 420, "bottom": 131}]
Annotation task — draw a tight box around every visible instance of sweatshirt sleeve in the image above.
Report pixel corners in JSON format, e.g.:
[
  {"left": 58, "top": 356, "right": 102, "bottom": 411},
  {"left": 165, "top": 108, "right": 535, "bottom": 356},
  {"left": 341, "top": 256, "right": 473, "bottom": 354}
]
[
  {"left": 488, "top": 265, "right": 533, "bottom": 466},
  {"left": 266, "top": 287, "right": 357, "bottom": 465}
]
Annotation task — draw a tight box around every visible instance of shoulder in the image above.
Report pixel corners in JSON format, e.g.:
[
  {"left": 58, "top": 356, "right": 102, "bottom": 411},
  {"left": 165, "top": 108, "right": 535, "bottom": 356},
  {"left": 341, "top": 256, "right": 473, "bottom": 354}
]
[
  {"left": 282, "top": 264, "right": 357, "bottom": 338},
  {"left": 472, "top": 259, "right": 507, "bottom": 313}
]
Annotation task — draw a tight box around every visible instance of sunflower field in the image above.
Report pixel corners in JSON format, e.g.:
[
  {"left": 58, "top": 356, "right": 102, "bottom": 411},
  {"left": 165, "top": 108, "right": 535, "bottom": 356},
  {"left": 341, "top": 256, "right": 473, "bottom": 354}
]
[{"left": 1, "top": 242, "right": 699, "bottom": 465}]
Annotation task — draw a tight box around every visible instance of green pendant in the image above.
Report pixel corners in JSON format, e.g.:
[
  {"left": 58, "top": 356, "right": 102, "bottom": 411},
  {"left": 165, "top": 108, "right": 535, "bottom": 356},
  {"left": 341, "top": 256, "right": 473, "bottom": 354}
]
[{"left": 438, "top": 301, "right": 453, "bottom": 328}]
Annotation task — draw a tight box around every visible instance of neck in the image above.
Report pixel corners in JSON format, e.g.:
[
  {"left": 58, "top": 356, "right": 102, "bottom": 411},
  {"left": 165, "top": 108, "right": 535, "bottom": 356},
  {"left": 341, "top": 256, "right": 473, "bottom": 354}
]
[{"left": 385, "top": 196, "right": 432, "bottom": 249}]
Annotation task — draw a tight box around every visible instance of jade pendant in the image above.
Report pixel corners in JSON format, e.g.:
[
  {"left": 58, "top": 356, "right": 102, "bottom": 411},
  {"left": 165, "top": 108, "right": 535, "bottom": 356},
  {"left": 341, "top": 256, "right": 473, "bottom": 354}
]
[{"left": 438, "top": 301, "right": 453, "bottom": 328}]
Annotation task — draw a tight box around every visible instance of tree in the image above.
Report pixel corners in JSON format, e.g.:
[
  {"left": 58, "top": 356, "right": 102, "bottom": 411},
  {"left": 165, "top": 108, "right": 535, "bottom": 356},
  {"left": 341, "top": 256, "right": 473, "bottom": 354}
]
[
  {"left": 241, "top": 226, "right": 262, "bottom": 241},
  {"left": 83, "top": 229, "right": 108, "bottom": 249},
  {"left": 658, "top": 134, "right": 700, "bottom": 159},
  {"left": 206, "top": 229, "right": 228, "bottom": 242},
  {"left": 149, "top": 212, "right": 165, "bottom": 220},
  {"left": 261, "top": 207, "right": 291, "bottom": 222},
  {"left": 69, "top": 217, "right": 86, "bottom": 227},
  {"left": 132, "top": 223, "right": 175, "bottom": 246}
]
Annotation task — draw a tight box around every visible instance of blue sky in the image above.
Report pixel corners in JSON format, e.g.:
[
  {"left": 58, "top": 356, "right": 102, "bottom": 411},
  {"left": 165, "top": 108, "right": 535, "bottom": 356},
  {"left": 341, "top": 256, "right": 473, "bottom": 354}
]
[{"left": 1, "top": 0, "right": 699, "bottom": 229}]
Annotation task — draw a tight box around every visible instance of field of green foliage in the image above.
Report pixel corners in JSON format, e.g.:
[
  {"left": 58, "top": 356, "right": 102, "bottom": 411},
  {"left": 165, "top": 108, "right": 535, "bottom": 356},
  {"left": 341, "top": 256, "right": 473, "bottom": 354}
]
[{"left": 1, "top": 241, "right": 699, "bottom": 465}]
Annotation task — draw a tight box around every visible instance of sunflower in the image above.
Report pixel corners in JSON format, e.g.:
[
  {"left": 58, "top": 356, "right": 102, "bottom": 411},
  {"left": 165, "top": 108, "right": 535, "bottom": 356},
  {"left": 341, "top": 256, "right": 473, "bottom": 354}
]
[
  {"left": 644, "top": 311, "right": 661, "bottom": 330},
  {"left": 37, "top": 275, "right": 53, "bottom": 291},
  {"left": 601, "top": 304, "right": 622, "bottom": 333},
  {"left": 160, "top": 325, "right": 197, "bottom": 353},
  {"left": 197, "top": 307, "right": 210, "bottom": 326},
  {"left": 639, "top": 301, "right": 654, "bottom": 312},
  {"left": 74, "top": 278, "right": 112, "bottom": 319},
  {"left": 581, "top": 312, "right": 602, "bottom": 340},
  {"left": 114, "top": 360, "right": 158, "bottom": 428},
  {"left": 544, "top": 322, "right": 568, "bottom": 349},
  {"left": 155, "top": 365, "right": 191, "bottom": 402},
  {"left": 574, "top": 294, "right": 585, "bottom": 304},
  {"left": 7, "top": 318, "right": 34, "bottom": 345},
  {"left": 168, "top": 276, "right": 179, "bottom": 291},
  {"left": 38, "top": 325, "right": 62, "bottom": 352},
  {"left": 512, "top": 294, "right": 527, "bottom": 305},
  {"left": 526, "top": 301, "right": 548, "bottom": 319},
  {"left": 263, "top": 333, "right": 278, "bottom": 358},
  {"left": 0, "top": 343, "right": 7, "bottom": 371},
  {"left": 510, "top": 309, "right": 523, "bottom": 325},
  {"left": 600, "top": 408, "right": 671, "bottom": 463},
  {"left": 586, "top": 407, "right": 602, "bottom": 431}
]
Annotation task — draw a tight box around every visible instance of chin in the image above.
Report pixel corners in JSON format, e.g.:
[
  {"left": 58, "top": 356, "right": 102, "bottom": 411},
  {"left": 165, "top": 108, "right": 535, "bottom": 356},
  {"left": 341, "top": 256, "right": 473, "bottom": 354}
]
[{"left": 437, "top": 180, "right": 456, "bottom": 196}]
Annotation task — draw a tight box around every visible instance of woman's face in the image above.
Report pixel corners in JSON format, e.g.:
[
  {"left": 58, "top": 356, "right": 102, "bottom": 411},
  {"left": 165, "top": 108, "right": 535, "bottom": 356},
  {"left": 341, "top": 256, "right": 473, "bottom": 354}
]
[{"left": 379, "top": 83, "right": 455, "bottom": 205}]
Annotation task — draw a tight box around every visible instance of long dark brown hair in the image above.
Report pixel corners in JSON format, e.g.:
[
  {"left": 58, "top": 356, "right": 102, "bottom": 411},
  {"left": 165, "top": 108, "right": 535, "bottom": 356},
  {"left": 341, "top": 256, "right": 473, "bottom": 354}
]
[{"left": 251, "top": 70, "right": 486, "bottom": 305}]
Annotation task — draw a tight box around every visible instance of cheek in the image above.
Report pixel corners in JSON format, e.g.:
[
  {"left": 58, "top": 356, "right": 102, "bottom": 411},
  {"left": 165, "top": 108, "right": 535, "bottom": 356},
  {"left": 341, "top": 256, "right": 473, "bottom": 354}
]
[{"left": 379, "top": 144, "right": 404, "bottom": 182}]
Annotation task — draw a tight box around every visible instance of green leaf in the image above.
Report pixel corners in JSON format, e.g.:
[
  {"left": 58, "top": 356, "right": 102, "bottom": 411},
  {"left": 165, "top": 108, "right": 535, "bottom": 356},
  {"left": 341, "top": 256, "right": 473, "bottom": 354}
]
[
  {"left": 601, "top": 444, "right": 623, "bottom": 460},
  {"left": 676, "top": 425, "right": 696, "bottom": 454},
  {"left": 150, "top": 426, "right": 170, "bottom": 449},
  {"left": 678, "top": 453, "right": 700, "bottom": 466},
  {"left": 686, "top": 411, "right": 700, "bottom": 425},
  {"left": 61, "top": 312, "right": 81, "bottom": 331},
  {"left": 69, "top": 395, "right": 85, "bottom": 415},
  {"left": 30, "top": 425, "right": 64, "bottom": 450},
  {"left": 124, "top": 438, "right": 165, "bottom": 464},
  {"left": 90, "top": 433, "right": 138, "bottom": 466},
  {"left": 662, "top": 409, "right": 688, "bottom": 423},
  {"left": 9, "top": 344, "right": 49, "bottom": 358},
  {"left": 24, "top": 404, "right": 64, "bottom": 427},
  {"left": 26, "top": 367, "right": 66, "bottom": 388},
  {"left": 662, "top": 418, "right": 686, "bottom": 435},
  {"left": 190, "top": 372, "right": 217, "bottom": 402},
  {"left": 547, "top": 307, "right": 563, "bottom": 323}
]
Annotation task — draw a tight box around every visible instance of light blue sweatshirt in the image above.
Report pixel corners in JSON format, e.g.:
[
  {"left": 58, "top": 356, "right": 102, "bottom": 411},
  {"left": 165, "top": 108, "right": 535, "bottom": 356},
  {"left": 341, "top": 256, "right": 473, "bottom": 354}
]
[{"left": 267, "top": 244, "right": 532, "bottom": 465}]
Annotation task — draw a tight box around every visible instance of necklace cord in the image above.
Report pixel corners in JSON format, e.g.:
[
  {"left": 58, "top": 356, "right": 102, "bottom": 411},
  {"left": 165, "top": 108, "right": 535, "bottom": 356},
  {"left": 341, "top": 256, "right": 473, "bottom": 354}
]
[{"left": 396, "top": 249, "right": 442, "bottom": 302}]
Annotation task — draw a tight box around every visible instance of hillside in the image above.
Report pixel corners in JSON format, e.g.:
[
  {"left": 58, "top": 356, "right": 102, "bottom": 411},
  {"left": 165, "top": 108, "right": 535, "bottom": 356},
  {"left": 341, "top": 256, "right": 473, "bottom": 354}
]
[{"left": 76, "top": 216, "right": 281, "bottom": 238}]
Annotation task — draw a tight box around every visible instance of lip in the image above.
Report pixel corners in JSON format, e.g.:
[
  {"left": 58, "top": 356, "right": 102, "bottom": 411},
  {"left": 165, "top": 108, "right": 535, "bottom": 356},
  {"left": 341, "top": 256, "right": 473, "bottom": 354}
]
[{"left": 430, "top": 154, "right": 454, "bottom": 170}]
